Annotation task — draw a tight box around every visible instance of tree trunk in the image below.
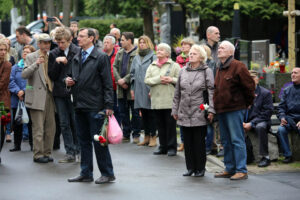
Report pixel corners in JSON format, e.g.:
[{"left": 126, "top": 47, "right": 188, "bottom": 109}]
[
  {"left": 142, "top": 7, "right": 154, "bottom": 43},
  {"left": 73, "top": 0, "right": 79, "bottom": 18},
  {"left": 63, "top": 0, "right": 71, "bottom": 26},
  {"left": 181, "top": 4, "right": 187, "bottom": 36}
]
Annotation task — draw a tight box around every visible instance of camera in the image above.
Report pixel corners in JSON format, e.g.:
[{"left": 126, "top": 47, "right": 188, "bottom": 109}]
[{"left": 46, "top": 17, "right": 56, "bottom": 22}]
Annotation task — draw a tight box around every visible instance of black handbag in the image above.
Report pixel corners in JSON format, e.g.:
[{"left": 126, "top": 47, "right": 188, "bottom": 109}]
[{"left": 203, "top": 69, "right": 209, "bottom": 120}]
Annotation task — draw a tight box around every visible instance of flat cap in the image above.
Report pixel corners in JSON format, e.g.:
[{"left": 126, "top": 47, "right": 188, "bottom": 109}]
[{"left": 37, "top": 33, "right": 52, "bottom": 42}]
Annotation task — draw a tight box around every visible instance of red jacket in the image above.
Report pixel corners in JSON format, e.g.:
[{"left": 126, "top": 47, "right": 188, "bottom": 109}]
[
  {"left": 105, "top": 47, "right": 118, "bottom": 90},
  {"left": 176, "top": 55, "right": 189, "bottom": 68}
]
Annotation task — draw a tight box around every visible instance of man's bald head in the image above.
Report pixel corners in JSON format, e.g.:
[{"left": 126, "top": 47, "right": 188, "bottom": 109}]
[
  {"left": 206, "top": 26, "right": 220, "bottom": 45},
  {"left": 291, "top": 67, "right": 300, "bottom": 85}
]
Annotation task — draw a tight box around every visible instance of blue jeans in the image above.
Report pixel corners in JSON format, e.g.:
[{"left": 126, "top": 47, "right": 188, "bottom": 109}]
[
  {"left": 75, "top": 111, "right": 114, "bottom": 178},
  {"left": 55, "top": 97, "right": 80, "bottom": 156},
  {"left": 277, "top": 125, "right": 293, "bottom": 157},
  {"left": 206, "top": 124, "right": 214, "bottom": 151},
  {"left": 118, "top": 98, "right": 141, "bottom": 138},
  {"left": 218, "top": 109, "right": 247, "bottom": 173}
]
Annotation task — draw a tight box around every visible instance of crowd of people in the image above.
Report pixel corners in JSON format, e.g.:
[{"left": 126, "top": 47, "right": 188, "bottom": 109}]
[{"left": 0, "top": 19, "right": 300, "bottom": 184}]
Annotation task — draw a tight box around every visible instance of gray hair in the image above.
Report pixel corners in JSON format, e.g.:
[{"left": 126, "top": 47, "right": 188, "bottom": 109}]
[
  {"left": 0, "top": 33, "right": 6, "bottom": 39},
  {"left": 190, "top": 44, "right": 207, "bottom": 63},
  {"left": 220, "top": 40, "right": 235, "bottom": 55},
  {"left": 157, "top": 43, "right": 171, "bottom": 57},
  {"left": 110, "top": 28, "right": 120, "bottom": 35},
  {"left": 103, "top": 35, "right": 116, "bottom": 45}
]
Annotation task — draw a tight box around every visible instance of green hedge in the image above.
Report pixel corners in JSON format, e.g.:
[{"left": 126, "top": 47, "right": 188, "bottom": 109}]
[{"left": 78, "top": 18, "right": 144, "bottom": 40}]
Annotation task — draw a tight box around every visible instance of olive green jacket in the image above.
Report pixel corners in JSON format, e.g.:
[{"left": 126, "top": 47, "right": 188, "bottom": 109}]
[{"left": 113, "top": 47, "right": 137, "bottom": 99}]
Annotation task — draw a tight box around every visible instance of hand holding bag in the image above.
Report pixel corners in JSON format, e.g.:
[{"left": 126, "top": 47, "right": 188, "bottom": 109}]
[
  {"left": 107, "top": 115, "right": 123, "bottom": 144},
  {"left": 15, "top": 101, "right": 23, "bottom": 125}
]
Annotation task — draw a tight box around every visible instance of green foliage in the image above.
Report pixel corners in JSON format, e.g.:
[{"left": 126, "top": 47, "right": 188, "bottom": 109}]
[
  {"left": 79, "top": 18, "right": 144, "bottom": 40},
  {"left": 177, "top": 0, "right": 285, "bottom": 21},
  {"left": 0, "top": 0, "right": 13, "bottom": 20}
]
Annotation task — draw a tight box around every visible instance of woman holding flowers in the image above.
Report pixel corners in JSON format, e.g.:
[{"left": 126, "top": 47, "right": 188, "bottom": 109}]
[
  {"left": 0, "top": 39, "right": 12, "bottom": 161},
  {"left": 172, "top": 44, "right": 215, "bottom": 177}
]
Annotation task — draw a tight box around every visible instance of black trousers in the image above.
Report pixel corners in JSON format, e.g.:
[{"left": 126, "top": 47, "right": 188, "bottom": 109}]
[
  {"left": 182, "top": 126, "right": 207, "bottom": 171},
  {"left": 154, "top": 109, "right": 177, "bottom": 152},
  {"left": 12, "top": 108, "right": 33, "bottom": 149},
  {"left": 253, "top": 121, "right": 269, "bottom": 156},
  {"left": 140, "top": 109, "right": 157, "bottom": 137},
  {"left": 0, "top": 125, "right": 4, "bottom": 153}
]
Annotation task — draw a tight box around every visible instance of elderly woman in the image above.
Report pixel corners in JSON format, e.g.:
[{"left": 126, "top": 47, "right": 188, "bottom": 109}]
[
  {"left": 172, "top": 45, "right": 215, "bottom": 177},
  {"left": 130, "top": 36, "right": 157, "bottom": 147},
  {"left": 176, "top": 37, "right": 194, "bottom": 68},
  {"left": 0, "top": 39, "right": 12, "bottom": 161},
  {"left": 145, "top": 43, "right": 180, "bottom": 156},
  {"left": 9, "top": 45, "right": 35, "bottom": 152},
  {"left": 176, "top": 37, "right": 195, "bottom": 152}
]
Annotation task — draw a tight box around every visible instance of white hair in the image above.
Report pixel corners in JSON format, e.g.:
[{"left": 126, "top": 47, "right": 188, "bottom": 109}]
[
  {"left": 220, "top": 40, "right": 235, "bottom": 55},
  {"left": 190, "top": 44, "right": 207, "bottom": 63},
  {"left": 104, "top": 35, "right": 116, "bottom": 45},
  {"left": 110, "top": 28, "right": 120, "bottom": 35},
  {"left": 157, "top": 43, "right": 171, "bottom": 57}
]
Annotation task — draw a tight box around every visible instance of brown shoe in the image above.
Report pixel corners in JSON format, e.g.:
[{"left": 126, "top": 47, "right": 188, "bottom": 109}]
[
  {"left": 230, "top": 173, "right": 248, "bottom": 180},
  {"left": 148, "top": 136, "right": 157, "bottom": 147},
  {"left": 214, "top": 171, "right": 234, "bottom": 178},
  {"left": 138, "top": 135, "right": 150, "bottom": 146},
  {"left": 177, "top": 143, "right": 184, "bottom": 151}
]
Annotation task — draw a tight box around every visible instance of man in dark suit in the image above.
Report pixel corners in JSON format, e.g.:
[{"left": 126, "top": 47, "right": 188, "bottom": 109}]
[
  {"left": 243, "top": 70, "right": 274, "bottom": 167},
  {"left": 48, "top": 27, "right": 80, "bottom": 163},
  {"left": 66, "top": 28, "right": 115, "bottom": 184}
]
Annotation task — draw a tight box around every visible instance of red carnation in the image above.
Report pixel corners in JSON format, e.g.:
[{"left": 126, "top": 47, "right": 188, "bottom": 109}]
[
  {"left": 259, "top": 76, "right": 264, "bottom": 80},
  {"left": 99, "top": 136, "right": 107, "bottom": 144},
  {"left": 199, "top": 104, "right": 205, "bottom": 111}
]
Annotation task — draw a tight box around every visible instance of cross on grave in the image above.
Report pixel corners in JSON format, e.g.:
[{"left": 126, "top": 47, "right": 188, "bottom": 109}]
[{"left": 283, "top": 0, "right": 300, "bottom": 71}]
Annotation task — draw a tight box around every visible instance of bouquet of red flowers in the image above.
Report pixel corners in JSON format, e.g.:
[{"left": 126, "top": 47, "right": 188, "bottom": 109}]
[
  {"left": 93, "top": 116, "right": 108, "bottom": 146},
  {"left": 0, "top": 102, "right": 11, "bottom": 126}
]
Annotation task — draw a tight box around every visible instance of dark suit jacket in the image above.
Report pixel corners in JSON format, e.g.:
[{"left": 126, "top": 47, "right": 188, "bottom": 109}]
[
  {"left": 247, "top": 85, "right": 273, "bottom": 128},
  {"left": 48, "top": 43, "right": 80, "bottom": 98}
]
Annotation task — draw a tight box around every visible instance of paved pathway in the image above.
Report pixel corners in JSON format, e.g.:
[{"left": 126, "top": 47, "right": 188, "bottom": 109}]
[{"left": 0, "top": 139, "right": 300, "bottom": 200}]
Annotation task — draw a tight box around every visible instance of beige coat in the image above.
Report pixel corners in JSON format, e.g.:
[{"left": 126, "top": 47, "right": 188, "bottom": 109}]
[
  {"left": 144, "top": 59, "right": 180, "bottom": 109},
  {"left": 22, "top": 50, "right": 54, "bottom": 111}
]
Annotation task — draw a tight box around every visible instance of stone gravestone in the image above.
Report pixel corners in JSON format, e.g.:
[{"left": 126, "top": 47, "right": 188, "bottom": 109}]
[
  {"left": 10, "top": 8, "right": 24, "bottom": 35},
  {"left": 160, "top": 12, "right": 171, "bottom": 45}
]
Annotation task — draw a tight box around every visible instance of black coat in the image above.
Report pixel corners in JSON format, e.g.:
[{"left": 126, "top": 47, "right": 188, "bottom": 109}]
[
  {"left": 48, "top": 43, "right": 80, "bottom": 98},
  {"left": 69, "top": 46, "right": 113, "bottom": 111},
  {"left": 247, "top": 85, "right": 274, "bottom": 127}
]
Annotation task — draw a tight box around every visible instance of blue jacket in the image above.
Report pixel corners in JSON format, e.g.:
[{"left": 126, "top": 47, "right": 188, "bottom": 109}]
[
  {"left": 277, "top": 84, "right": 300, "bottom": 122},
  {"left": 246, "top": 85, "right": 274, "bottom": 127},
  {"left": 9, "top": 61, "right": 27, "bottom": 108}
]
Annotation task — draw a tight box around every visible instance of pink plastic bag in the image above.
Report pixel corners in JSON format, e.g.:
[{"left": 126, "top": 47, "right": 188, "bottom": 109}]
[{"left": 107, "top": 115, "right": 123, "bottom": 144}]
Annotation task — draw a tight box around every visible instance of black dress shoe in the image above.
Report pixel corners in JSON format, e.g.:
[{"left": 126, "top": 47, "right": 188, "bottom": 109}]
[
  {"left": 95, "top": 176, "right": 116, "bottom": 184},
  {"left": 68, "top": 175, "right": 94, "bottom": 182},
  {"left": 183, "top": 170, "right": 194, "bottom": 176},
  {"left": 194, "top": 169, "right": 205, "bottom": 177},
  {"left": 44, "top": 156, "right": 54, "bottom": 162},
  {"left": 153, "top": 149, "right": 167, "bottom": 155},
  {"left": 216, "top": 149, "right": 224, "bottom": 157},
  {"left": 283, "top": 156, "right": 293, "bottom": 164},
  {"left": 9, "top": 147, "right": 21, "bottom": 152},
  {"left": 33, "top": 157, "right": 49, "bottom": 163},
  {"left": 258, "top": 158, "right": 270, "bottom": 167},
  {"left": 167, "top": 149, "right": 177, "bottom": 156}
]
